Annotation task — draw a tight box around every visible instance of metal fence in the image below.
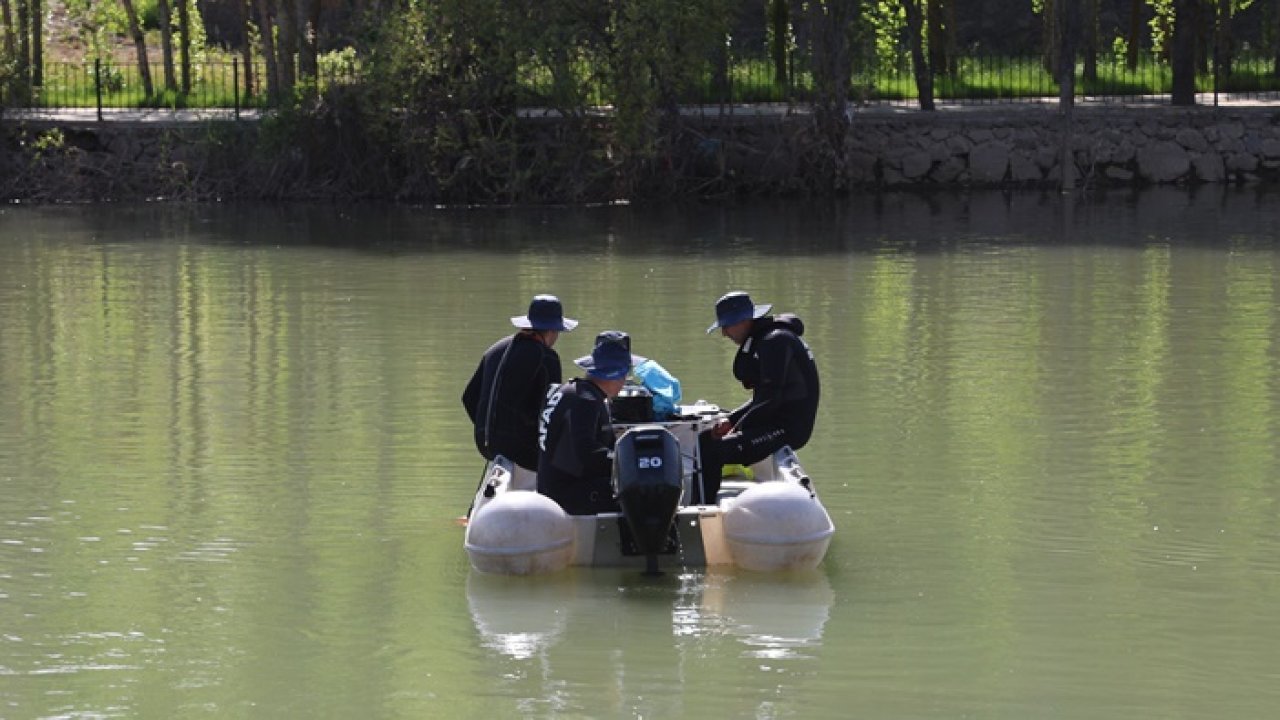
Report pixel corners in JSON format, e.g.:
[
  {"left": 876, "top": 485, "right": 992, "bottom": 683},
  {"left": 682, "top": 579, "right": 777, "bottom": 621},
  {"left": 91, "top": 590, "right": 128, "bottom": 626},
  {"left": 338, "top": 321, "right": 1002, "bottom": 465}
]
[{"left": 6, "top": 52, "right": 1280, "bottom": 115}]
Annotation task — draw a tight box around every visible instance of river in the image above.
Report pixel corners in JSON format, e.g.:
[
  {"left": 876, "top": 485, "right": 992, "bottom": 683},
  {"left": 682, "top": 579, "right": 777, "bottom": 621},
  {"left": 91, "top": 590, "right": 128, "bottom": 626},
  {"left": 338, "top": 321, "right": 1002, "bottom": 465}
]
[{"left": 2, "top": 189, "right": 1278, "bottom": 718}]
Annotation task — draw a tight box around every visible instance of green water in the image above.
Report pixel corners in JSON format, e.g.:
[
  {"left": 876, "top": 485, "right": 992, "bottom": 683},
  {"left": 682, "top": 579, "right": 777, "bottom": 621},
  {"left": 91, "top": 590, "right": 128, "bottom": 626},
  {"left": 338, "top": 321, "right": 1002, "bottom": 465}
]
[{"left": 2, "top": 192, "right": 1279, "bottom": 718}]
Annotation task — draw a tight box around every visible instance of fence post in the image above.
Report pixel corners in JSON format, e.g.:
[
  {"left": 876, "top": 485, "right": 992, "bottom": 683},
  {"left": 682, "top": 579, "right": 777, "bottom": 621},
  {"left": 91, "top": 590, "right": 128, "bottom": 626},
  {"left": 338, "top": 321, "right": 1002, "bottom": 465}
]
[
  {"left": 234, "top": 57, "right": 241, "bottom": 121},
  {"left": 95, "top": 59, "right": 104, "bottom": 122}
]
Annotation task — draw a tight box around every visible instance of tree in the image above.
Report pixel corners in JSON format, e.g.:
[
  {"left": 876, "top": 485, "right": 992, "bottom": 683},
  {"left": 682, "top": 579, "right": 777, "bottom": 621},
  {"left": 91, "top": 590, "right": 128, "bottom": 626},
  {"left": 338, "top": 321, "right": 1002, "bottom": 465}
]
[
  {"left": 1, "top": 0, "right": 13, "bottom": 59},
  {"left": 277, "top": 0, "right": 298, "bottom": 93},
  {"left": 1127, "top": 0, "right": 1143, "bottom": 69},
  {"left": 1275, "top": 0, "right": 1280, "bottom": 77},
  {"left": 28, "top": 0, "right": 37, "bottom": 86},
  {"left": 236, "top": 0, "right": 253, "bottom": 97},
  {"left": 1058, "top": 0, "right": 1078, "bottom": 108},
  {"left": 794, "top": 0, "right": 858, "bottom": 188},
  {"left": 119, "top": 0, "right": 154, "bottom": 97},
  {"left": 16, "top": 0, "right": 27, "bottom": 96},
  {"left": 926, "top": 0, "right": 956, "bottom": 77},
  {"left": 768, "top": 0, "right": 788, "bottom": 86},
  {"left": 902, "top": 0, "right": 934, "bottom": 110},
  {"left": 156, "top": 0, "right": 177, "bottom": 91},
  {"left": 299, "top": 0, "right": 322, "bottom": 80},
  {"left": 1171, "top": 0, "right": 1199, "bottom": 104},
  {"left": 1212, "top": 0, "right": 1233, "bottom": 80},
  {"left": 254, "top": 0, "right": 281, "bottom": 103},
  {"left": 1082, "top": 0, "right": 1099, "bottom": 83},
  {"left": 177, "top": 0, "right": 191, "bottom": 92}
]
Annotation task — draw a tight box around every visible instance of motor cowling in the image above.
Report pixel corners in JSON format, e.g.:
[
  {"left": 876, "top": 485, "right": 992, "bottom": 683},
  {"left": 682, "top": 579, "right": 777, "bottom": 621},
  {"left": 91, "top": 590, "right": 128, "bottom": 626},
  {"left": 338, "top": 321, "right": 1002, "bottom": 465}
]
[{"left": 612, "top": 426, "right": 683, "bottom": 572}]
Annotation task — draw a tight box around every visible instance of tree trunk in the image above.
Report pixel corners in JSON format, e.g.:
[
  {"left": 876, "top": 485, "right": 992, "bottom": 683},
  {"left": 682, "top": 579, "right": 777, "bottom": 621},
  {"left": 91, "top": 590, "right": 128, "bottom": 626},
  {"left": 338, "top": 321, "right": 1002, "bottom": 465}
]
[
  {"left": 1275, "top": 0, "right": 1280, "bottom": 78},
  {"left": 119, "top": 0, "right": 154, "bottom": 97},
  {"left": 177, "top": 0, "right": 191, "bottom": 92},
  {"left": 798, "top": 0, "right": 857, "bottom": 189},
  {"left": 1126, "top": 0, "right": 1142, "bottom": 70},
  {"left": 28, "top": 0, "right": 38, "bottom": 86},
  {"left": 1, "top": 0, "right": 14, "bottom": 57},
  {"left": 255, "top": 0, "right": 281, "bottom": 103},
  {"left": 1041, "top": 0, "right": 1057, "bottom": 75},
  {"left": 1214, "top": 0, "right": 1232, "bottom": 80},
  {"left": 1058, "top": 0, "right": 1077, "bottom": 108},
  {"left": 16, "top": 0, "right": 28, "bottom": 97},
  {"left": 1171, "top": 0, "right": 1198, "bottom": 105},
  {"left": 903, "top": 0, "right": 934, "bottom": 110},
  {"left": 927, "top": 0, "right": 953, "bottom": 77},
  {"left": 769, "top": 0, "right": 788, "bottom": 86},
  {"left": 277, "top": 0, "right": 298, "bottom": 94},
  {"left": 237, "top": 0, "right": 254, "bottom": 97},
  {"left": 1082, "top": 0, "right": 1098, "bottom": 84},
  {"left": 156, "top": 0, "right": 177, "bottom": 91},
  {"left": 298, "top": 0, "right": 321, "bottom": 80},
  {"left": 1059, "top": 0, "right": 1079, "bottom": 189}
]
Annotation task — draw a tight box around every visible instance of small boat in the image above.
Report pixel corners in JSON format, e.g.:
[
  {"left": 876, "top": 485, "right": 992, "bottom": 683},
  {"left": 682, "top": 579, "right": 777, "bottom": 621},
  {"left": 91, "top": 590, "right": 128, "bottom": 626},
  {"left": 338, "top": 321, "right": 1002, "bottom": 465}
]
[{"left": 463, "top": 403, "right": 835, "bottom": 575}]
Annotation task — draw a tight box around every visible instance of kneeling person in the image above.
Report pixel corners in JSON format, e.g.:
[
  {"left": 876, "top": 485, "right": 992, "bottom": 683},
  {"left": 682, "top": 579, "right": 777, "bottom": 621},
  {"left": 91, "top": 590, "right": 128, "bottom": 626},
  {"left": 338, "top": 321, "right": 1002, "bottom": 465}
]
[{"left": 537, "top": 333, "right": 635, "bottom": 515}]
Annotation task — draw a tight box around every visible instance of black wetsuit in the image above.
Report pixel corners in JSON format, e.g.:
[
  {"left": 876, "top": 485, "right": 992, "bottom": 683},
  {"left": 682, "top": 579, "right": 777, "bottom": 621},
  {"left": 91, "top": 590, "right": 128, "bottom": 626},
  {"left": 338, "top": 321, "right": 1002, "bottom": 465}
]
[
  {"left": 698, "top": 314, "right": 820, "bottom": 503},
  {"left": 462, "top": 332, "right": 562, "bottom": 471},
  {"left": 536, "top": 378, "right": 621, "bottom": 515}
]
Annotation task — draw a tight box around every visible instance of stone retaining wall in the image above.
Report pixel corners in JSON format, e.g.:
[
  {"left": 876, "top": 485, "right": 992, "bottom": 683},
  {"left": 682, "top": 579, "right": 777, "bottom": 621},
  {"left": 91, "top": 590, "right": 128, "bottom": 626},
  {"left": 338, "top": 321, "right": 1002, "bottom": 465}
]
[
  {"left": 836, "top": 104, "right": 1280, "bottom": 187},
  {"left": 5, "top": 104, "right": 1280, "bottom": 201}
]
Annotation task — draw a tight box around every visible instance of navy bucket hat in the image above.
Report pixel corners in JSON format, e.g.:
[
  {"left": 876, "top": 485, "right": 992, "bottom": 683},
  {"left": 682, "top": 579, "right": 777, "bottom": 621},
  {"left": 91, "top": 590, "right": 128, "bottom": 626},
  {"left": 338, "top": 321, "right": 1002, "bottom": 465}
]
[
  {"left": 575, "top": 330, "right": 647, "bottom": 373},
  {"left": 706, "top": 291, "right": 772, "bottom": 334},
  {"left": 511, "top": 294, "right": 578, "bottom": 332},
  {"left": 582, "top": 341, "right": 632, "bottom": 381}
]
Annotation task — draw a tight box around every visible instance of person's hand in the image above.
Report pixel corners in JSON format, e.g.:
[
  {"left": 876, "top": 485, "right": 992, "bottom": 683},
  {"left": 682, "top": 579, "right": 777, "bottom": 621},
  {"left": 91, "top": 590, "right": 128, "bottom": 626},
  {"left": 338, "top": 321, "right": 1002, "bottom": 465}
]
[{"left": 711, "top": 419, "right": 733, "bottom": 438}]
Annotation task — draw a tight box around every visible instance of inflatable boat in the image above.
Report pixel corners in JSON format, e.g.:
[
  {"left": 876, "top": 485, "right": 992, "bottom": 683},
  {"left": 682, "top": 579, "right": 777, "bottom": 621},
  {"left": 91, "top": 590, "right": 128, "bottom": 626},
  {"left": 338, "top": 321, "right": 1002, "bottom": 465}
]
[{"left": 463, "top": 404, "right": 834, "bottom": 575}]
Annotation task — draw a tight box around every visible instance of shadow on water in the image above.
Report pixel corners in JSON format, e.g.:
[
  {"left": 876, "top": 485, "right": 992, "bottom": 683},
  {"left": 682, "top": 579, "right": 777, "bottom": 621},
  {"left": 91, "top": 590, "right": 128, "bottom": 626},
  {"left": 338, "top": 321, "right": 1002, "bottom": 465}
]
[
  {"left": 466, "top": 567, "right": 836, "bottom": 662},
  {"left": 7, "top": 185, "right": 1280, "bottom": 256}
]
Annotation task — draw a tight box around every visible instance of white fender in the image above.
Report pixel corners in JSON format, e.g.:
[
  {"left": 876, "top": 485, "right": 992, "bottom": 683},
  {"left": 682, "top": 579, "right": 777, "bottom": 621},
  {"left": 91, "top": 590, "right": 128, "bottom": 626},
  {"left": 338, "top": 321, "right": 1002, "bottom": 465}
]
[
  {"left": 464, "top": 491, "right": 575, "bottom": 575},
  {"left": 722, "top": 481, "right": 835, "bottom": 572}
]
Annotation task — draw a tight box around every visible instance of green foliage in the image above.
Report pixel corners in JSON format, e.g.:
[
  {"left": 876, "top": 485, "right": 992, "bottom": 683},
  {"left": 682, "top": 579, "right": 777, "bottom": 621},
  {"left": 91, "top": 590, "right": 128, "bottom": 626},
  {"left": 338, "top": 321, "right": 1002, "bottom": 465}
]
[
  {"left": 862, "top": 0, "right": 909, "bottom": 74},
  {"left": 0, "top": 53, "right": 16, "bottom": 109},
  {"left": 28, "top": 129, "right": 68, "bottom": 165},
  {"left": 1148, "top": 0, "right": 1173, "bottom": 57}
]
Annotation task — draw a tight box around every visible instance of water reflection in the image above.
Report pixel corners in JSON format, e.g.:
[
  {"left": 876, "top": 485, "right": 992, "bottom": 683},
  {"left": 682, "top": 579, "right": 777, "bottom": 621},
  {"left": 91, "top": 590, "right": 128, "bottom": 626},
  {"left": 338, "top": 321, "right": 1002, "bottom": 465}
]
[
  {"left": 466, "top": 567, "right": 835, "bottom": 716},
  {"left": 678, "top": 571, "right": 835, "bottom": 659}
]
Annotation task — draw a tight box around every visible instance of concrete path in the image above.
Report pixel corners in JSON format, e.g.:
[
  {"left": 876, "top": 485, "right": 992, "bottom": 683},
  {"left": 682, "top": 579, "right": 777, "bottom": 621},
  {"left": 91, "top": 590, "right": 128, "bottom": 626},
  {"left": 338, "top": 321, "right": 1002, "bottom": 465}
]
[{"left": 4, "top": 93, "right": 1278, "bottom": 126}]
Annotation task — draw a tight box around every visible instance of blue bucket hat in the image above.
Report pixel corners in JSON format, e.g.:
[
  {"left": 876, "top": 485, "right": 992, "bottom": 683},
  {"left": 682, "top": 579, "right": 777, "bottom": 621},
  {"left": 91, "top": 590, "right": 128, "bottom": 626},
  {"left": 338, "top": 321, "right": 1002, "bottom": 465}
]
[
  {"left": 575, "top": 331, "right": 635, "bottom": 381},
  {"left": 706, "top": 291, "right": 772, "bottom": 334},
  {"left": 511, "top": 294, "right": 578, "bottom": 332},
  {"left": 575, "top": 330, "right": 647, "bottom": 373}
]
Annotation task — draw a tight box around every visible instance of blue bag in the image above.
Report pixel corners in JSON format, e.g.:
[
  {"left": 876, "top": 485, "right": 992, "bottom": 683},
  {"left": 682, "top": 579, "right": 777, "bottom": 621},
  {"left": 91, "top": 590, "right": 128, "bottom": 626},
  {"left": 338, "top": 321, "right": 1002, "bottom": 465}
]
[{"left": 633, "top": 359, "right": 682, "bottom": 419}]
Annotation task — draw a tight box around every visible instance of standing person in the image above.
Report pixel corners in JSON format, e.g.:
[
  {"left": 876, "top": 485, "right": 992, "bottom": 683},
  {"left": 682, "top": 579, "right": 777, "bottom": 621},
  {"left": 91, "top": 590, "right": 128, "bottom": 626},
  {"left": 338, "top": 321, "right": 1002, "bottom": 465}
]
[
  {"left": 697, "top": 291, "right": 820, "bottom": 504},
  {"left": 536, "top": 332, "right": 636, "bottom": 515},
  {"left": 462, "top": 294, "right": 578, "bottom": 490}
]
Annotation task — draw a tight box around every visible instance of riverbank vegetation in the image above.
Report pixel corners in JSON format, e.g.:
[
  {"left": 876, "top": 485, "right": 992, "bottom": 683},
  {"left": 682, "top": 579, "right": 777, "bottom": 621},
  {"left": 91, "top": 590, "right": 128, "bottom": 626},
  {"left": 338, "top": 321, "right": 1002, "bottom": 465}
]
[{"left": 5, "top": 1, "right": 1280, "bottom": 202}]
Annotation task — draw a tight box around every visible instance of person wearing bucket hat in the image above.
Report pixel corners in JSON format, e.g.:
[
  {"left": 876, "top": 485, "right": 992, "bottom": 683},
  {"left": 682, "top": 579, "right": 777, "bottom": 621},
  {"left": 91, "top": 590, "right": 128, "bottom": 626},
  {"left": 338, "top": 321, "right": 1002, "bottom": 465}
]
[
  {"left": 696, "top": 291, "right": 821, "bottom": 504},
  {"left": 536, "top": 332, "right": 636, "bottom": 515},
  {"left": 706, "top": 290, "right": 772, "bottom": 336},
  {"left": 462, "top": 295, "right": 578, "bottom": 491},
  {"left": 574, "top": 330, "right": 647, "bottom": 372}
]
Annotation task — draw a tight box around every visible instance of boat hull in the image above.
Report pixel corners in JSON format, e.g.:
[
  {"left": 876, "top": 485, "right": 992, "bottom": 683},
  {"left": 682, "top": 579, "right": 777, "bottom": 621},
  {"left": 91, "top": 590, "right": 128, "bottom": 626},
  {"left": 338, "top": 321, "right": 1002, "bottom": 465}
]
[{"left": 464, "top": 428, "right": 834, "bottom": 574}]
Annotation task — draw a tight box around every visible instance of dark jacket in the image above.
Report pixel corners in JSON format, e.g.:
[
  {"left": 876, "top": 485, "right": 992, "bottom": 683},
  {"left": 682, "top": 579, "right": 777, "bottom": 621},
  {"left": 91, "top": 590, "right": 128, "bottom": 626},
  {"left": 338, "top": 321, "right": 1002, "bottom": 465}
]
[
  {"left": 728, "top": 314, "right": 821, "bottom": 449},
  {"left": 462, "top": 333, "right": 562, "bottom": 471},
  {"left": 537, "top": 378, "right": 620, "bottom": 515}
]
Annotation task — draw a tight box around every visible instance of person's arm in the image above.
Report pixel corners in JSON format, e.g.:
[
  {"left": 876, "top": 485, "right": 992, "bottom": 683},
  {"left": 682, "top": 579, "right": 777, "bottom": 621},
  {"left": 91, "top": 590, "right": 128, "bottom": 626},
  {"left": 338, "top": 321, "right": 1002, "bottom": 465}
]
[
  {"left": 567, "top": 400, "right": 615, "bottom": 479},
  {"left": 733, "top": 333, "right": 795, "bottom": 429},
  {"left": 461, "top": 360, "right": 482, "bottom": 423}
]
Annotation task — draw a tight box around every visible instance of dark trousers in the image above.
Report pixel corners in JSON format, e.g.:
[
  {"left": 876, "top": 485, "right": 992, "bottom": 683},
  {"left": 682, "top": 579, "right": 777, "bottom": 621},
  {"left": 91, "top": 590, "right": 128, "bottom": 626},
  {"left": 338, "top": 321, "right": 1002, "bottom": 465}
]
[{"left": 696, "top": 425, "right": 793, "bottom": 504}]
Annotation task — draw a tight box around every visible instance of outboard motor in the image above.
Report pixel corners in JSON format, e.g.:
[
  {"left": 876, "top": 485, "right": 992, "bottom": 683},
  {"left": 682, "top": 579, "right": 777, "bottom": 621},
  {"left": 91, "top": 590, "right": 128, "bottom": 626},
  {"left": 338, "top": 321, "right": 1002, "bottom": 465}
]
[{"left": 612, "top": 426, "right": 683, "bottom": 575}]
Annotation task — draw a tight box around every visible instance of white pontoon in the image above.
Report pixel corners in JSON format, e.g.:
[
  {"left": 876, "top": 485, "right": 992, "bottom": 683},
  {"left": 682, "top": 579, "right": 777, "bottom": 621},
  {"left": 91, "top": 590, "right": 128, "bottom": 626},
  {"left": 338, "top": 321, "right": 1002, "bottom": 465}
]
[{"left": 464, "top": 402, "right": 834, "bottom": 575}]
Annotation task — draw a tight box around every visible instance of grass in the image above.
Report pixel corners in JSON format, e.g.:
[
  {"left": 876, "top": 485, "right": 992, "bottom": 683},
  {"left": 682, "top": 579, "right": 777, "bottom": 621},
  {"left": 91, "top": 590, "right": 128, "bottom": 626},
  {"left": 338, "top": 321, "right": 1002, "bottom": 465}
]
[{"left": 13, "top": 52, "right": 1280, "bottom": 110}]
